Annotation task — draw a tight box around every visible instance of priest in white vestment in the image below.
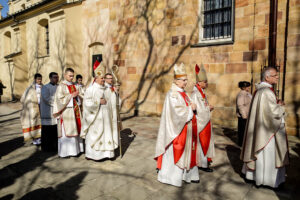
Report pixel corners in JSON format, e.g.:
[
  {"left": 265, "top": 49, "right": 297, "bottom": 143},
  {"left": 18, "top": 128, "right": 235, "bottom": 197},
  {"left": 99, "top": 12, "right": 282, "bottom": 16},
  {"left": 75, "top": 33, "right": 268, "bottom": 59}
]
[
  {"left": 240, "top": 67, "right": 289, "bottom": 188},
  {"left": 53, "top": 68, "right": 84, "bottom": 158},
  {"left": 105, "top": 72, "right": 121, "bottom": 149},
  {"left": 155, "top": 63, "right": 200, "bottom": 187},
  {"left": 191, "top": 64, "right": 215, "bottom": 172},
  {"left": 81, "top": 63, "right": 118, "bottom": 160},
  {"left": 20, "top": 73, "right": 43, "bottom": 145}
]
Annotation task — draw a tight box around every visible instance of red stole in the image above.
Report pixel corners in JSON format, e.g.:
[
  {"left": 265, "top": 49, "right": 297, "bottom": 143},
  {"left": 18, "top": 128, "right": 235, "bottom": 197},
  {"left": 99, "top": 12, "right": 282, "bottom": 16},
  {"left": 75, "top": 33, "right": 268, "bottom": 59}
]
[
  {"left": 194, "top": 84, "right": 212, "bottom": 162},
  {"left": 66, "top": 85, "right": 81, "bottom": 135},
  {"left": 156, "top": 91, "right": 197, "bottom": 169}
]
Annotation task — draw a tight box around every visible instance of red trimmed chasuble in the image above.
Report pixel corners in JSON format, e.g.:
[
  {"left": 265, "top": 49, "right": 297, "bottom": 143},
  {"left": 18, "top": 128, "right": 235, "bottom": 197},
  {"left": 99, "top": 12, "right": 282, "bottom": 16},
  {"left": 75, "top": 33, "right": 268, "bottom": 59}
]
[
  {"left": 157, "top": 91, "right": 197, "bottom": 169},
  {"left": 194, "top": 84, "right": 212, "bottom": 162},
  {"left": 66, "top": 85, "right": 82, "bottom": 135}
]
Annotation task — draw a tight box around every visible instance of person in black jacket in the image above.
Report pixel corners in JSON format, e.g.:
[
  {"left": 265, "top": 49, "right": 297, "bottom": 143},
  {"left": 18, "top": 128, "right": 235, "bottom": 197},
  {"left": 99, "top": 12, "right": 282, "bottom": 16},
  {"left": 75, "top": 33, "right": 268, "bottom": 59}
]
[{"left": 0, "top": 80, "right": 6, "bottom": 103}]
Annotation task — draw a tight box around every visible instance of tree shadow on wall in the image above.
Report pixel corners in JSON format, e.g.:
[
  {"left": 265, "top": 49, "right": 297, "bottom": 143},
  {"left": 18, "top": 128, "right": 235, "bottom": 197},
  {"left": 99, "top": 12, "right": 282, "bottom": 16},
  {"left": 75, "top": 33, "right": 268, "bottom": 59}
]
[
  {"left": 111, "top": 0, "right": 199, "bottom": 117},
  {"left": 19, "top": 171, "right": 88, "bottom": 200}
]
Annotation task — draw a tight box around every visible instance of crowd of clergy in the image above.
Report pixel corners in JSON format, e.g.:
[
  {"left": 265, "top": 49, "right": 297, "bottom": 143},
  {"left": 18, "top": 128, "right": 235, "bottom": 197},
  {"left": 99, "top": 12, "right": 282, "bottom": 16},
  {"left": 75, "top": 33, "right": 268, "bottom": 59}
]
[
  {"left": 19, "top": 60, "right": 289, "bottom": 189},
  {"left": 20, "top": 62, "right": 121, "bottom": 161}
]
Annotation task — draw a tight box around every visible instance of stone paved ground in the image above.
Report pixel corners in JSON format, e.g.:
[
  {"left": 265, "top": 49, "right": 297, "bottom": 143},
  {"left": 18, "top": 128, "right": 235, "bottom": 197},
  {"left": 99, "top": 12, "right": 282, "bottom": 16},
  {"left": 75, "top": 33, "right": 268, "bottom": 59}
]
[{"left": 0, "top": 102, "right": 299, "bottom": 200}]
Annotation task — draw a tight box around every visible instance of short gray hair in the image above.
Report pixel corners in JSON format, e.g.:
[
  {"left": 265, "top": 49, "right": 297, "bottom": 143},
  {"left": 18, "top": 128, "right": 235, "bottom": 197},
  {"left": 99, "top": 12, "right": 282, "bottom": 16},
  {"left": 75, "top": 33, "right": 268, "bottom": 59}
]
[{"left": 262, "top": 67, "right": 277, "bottom": 81}]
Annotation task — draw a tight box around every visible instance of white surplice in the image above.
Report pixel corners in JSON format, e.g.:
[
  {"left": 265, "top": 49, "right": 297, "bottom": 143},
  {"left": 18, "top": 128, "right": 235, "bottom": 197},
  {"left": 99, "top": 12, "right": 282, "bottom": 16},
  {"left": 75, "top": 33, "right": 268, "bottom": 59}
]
[
  {"left": 81, "top": 82, "right": 117, "bottom": 160},
  {"left": 58, "top": 122, "right": 84, "bottom": 157}
]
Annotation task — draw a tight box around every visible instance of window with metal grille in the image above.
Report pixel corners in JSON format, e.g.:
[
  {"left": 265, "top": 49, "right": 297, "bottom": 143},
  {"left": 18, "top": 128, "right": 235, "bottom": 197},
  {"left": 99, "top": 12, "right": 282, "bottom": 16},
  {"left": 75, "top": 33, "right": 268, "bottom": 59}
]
[
  {"left": 193, "top": 0, "right": 235, "bottom": 47},
  {"left": 203, "top": 0, "right": 232, "bottom": 39}
]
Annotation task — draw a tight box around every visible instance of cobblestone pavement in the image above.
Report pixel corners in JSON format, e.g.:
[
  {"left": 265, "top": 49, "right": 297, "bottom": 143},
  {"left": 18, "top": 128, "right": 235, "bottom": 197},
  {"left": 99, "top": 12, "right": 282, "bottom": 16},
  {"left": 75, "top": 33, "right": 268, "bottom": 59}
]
[{"left": 0, "top": 102, "right": 299, "bottom": 200}]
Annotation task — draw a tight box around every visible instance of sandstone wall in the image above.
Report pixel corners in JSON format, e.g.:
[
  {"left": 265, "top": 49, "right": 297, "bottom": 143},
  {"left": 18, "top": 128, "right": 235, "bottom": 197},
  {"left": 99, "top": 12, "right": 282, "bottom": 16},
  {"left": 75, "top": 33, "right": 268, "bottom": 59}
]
[{"left": 81, "top": 0, "right": 300, "bottom": 135}]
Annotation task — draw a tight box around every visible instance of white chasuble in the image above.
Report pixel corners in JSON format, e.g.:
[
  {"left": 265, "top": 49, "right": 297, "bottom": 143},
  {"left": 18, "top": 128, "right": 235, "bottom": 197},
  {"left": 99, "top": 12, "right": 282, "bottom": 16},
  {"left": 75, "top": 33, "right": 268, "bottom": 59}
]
[
  {"left": 53, "top": 80, "right": 84, "bottom": 157},
  {"left": 191, "top": 85, "right": 215, "bottom": 168},
  {"left": 155, "top": 84, "right": 200, "bottom": 187},
  {"left": 240, "top": 82, "right": 289, "bottom": 188},
  {"left": 81, "top": 83, "right": 117, "bottom": 160},
  {"left": 20, "top": 83, "right": 42, "bottom": 142}
]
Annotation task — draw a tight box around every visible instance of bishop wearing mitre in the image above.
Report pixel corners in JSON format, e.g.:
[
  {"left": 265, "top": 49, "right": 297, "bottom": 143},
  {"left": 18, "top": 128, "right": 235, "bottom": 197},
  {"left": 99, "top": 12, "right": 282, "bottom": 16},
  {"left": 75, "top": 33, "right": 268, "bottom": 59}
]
[
  {"left": 191, "top": 64, "right": 215, "bottom": 172},
  {"left": 53, "top": 68, "right": 84, "bottom": 158},
  {"left": 241, "top": 67, "right": 289, "bottom": 188},
  {"left": 155, "top": 63, "right": 200, "bottom": 187},
  {"left": 81, "top": 62, "right": 118, "bottom": 160}
]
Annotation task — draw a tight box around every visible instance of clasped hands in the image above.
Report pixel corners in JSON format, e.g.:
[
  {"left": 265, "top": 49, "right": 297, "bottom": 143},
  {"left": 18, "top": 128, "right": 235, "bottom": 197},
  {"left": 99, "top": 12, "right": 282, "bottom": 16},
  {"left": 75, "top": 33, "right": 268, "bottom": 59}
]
[
  {"left": 191, "top": 103, "right": 214, "bottom": 111},
  {"left": 71, "top": 91, "right": 79, "bottom": 98},
  {"left": 100, "top": 98, "right": 107, "bottom": 105}
]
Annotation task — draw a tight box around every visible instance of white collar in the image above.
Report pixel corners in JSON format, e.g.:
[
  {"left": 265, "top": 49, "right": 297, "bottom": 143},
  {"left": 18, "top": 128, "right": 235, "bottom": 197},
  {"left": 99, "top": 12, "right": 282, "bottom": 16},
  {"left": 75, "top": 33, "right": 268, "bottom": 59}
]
[
  {"left": 261, "top": 82, "right": 272, "bottom": 87},
  {"left": 94, "top": 82, "right": 106, "bottom": 89},
  {"left": 172, "top": 83, "right": 184, "bottom": 92},
  {"left": 63, "top": 80, "right": 73, "bottom": 86},
  {"left": 256, "top": 81, "right": 272, "bottom": 90},
  {"left": 105, "top": 82, "right": 112, "bottom": 88}
]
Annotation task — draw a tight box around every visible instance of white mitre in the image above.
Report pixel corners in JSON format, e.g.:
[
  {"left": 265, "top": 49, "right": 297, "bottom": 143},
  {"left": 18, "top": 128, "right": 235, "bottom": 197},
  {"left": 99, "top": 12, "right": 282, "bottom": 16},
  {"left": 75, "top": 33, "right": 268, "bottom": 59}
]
[{"left": 174, "top": 63, "right": 187, "bottom": 79}]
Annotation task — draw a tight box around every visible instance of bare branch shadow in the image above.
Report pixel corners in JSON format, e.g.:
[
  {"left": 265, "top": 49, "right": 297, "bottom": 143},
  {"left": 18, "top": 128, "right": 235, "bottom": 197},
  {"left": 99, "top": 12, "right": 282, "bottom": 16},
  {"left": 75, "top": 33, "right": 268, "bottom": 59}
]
[
  {"left": 0, "top": 137, "right": 24, "bottom": 159},
  {"left": 0, "top": 150, "right": 56, "bottom": 189},
  {"left": 19, "top": 171, "right": 88, "bottom": 200}
]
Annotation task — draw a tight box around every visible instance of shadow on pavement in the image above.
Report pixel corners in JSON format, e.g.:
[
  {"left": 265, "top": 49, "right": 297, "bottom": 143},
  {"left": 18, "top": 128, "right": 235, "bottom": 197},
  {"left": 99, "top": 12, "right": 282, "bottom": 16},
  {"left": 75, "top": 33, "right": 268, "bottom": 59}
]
[
  {"left": 222, "top": 127, "right": 239, "bottom": 146},
  {"left": 0, "top": 110, "right": 21, "bottom": 118},
  {"left": 0, "top": 150, "right": 56, "bottom": 189},
  {"left": 114, "top": 128, "right": 136, "bottom": 158},
  {"left": 19, "top": 171, "right": 88, "bottom": 200},
  {"left": 225, "top": 145, "right": 242, "bottom": 175},
  {"left": 0, "top": 137, "right": 24, "bottom": 159},
  {"left": 281, "top": 142, "right": 300, "bottom": 199},
  {"left": 0, "top": 117, "right": 20, "bottom": 124},
  {"left": 0, "top": 194, "right": 14, "bottom": 200}
]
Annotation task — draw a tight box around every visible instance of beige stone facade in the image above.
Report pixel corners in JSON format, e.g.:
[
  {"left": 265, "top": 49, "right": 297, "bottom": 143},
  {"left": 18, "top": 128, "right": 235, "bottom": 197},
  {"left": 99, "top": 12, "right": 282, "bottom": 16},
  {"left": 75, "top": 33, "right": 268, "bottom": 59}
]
[{"left": 0, "top": 0, "right": 299, "bottom": 136}]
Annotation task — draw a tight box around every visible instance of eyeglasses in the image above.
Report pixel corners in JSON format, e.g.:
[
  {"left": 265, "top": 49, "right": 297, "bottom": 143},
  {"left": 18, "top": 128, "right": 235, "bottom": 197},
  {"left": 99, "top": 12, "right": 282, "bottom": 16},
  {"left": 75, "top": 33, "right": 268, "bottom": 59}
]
[
  {"left": 176, "top": 79, "right": 188, "bottom": 81},
  {"left": 269, "top": 74, "right": 279, "bottom": 78}
]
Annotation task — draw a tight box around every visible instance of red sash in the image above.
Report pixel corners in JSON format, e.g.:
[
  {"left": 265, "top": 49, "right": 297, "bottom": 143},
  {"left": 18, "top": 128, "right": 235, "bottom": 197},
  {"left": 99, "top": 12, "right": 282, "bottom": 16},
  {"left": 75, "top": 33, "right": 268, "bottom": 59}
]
[
  {"left": 67, "top": 85, "right": 81, "bottom": 135},
  {"left": 195, "top": 84, "right": 212, "bottom": 162},
  {"left": 156, "top": 91, "right": 197, "bottom": 169}
]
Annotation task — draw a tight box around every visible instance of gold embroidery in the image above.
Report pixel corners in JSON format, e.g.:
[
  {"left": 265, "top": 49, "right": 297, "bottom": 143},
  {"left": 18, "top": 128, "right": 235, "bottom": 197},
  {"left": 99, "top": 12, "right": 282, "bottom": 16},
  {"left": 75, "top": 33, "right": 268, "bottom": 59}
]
[{"left": 108, "top": 141, "right": 111, "bottom": 145}]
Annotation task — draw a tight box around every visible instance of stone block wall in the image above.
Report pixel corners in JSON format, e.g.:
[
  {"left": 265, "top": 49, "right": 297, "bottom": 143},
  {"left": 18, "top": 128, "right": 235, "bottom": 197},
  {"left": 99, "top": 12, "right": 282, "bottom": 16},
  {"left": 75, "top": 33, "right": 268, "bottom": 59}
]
[{"left": 79, "top": 0, "right": 300, "bottom": 135}]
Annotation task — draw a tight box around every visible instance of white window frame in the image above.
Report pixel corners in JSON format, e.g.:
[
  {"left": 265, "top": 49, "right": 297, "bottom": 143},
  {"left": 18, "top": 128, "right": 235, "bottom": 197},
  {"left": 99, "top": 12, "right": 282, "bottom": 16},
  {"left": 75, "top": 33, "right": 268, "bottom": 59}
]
[{"left": 192, "top": 0, "right": 235, "bottom": 47}]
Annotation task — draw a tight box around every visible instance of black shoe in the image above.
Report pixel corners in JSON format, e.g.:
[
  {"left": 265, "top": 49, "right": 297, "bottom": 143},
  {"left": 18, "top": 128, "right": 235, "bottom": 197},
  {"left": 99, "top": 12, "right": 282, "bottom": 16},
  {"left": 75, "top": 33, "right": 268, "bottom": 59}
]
[
  {"left": 156, "top": 168, "right": 159, "bottom": 173},
  {"left": 199, "top": 167, "right": 213, "bottom": 172},
  {"left": 191, "top": 180, "right": 200, "bottom": 183}
]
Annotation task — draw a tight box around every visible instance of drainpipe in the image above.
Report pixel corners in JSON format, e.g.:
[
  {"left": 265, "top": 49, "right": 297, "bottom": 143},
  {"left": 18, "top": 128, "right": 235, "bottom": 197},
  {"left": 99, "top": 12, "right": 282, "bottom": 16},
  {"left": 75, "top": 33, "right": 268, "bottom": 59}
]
[{"left": 268, "top": 0, "right": 278, "bottom": 67}]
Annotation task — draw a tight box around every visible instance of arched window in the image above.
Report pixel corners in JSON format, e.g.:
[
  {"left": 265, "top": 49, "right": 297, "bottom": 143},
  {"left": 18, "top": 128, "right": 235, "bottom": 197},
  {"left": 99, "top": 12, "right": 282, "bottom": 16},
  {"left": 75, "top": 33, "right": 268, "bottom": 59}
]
[
  {"left": 37, "top": 19, "right": 49, "bottom": 56},
  {"left": 4, "top": 31, "right": 12, "bottom": 56}
]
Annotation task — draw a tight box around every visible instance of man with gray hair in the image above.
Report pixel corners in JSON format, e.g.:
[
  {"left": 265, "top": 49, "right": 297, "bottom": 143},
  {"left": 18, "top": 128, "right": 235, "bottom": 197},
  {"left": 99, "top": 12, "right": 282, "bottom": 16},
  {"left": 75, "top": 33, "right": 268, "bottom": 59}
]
[{"left": 240, "top": 67, "right": 289, "bottom": 188}]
